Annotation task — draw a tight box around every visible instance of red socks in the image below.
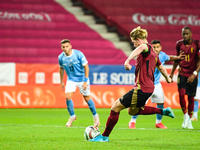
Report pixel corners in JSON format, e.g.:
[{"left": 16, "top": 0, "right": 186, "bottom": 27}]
[
  {"left": 188, "top": 96, "right": 194, "bottom": 118},
  {"left": 138, "top": 106, "right": 163, "bottom": 115},
  {"left": 102, "top": 110, "right": 119, "bottom": 137},
  {"left": 178, "top": 88, "right": 194, "bottom": 118},
  {"left": 178, "top": 88, "right": 187, "bottom": 114}
]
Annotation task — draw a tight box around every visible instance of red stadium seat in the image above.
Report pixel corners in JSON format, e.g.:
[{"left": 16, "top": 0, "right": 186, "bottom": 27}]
[{"left": 0, "top": 0, "right": 130, "bottom": 65}]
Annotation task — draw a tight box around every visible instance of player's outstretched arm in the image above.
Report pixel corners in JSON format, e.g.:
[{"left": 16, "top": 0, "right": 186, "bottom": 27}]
[
  {"left": 169, "top": 61, "right": 179, "bottom": 80},
  {"left": 157, "top": 64, "right": 172, "bottom": 83},
  {"left": 124, "top": 44, "right": 146, "bottom": 70},
  {"left": 169, "top": 50, "right": 185, "bottom": 61}
]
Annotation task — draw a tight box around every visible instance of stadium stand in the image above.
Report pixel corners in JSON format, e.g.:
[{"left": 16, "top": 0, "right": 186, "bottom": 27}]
[
  {"left": 77, "top": 0, "right": 200, "bottom": 56},
  {"left": 0, "top": 0, "right": 132, "bottom": 64}
]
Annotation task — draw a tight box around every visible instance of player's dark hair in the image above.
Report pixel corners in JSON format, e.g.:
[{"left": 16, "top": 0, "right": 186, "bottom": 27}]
[
  {"left": 151, "top": 40, "right": 161, "bottom": 45},
  {"left": 183, "top": 26, "right": 192, "bottom": 32},
  {"left": 60, "top": 39, "right": 70, "bottom": 44}
]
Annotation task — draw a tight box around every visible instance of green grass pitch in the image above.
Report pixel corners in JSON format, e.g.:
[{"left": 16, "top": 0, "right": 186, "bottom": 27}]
[{"left": 0, "top": 108, "right": 200, "bottom": 150}]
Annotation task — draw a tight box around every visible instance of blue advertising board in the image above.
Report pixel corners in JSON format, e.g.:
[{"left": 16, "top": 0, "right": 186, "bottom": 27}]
[{"left": 89, "top": 65, "right": 135, "bottom": 85}]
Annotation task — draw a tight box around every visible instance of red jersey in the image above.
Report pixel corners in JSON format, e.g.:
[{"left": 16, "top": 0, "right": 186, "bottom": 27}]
[
  {"left": 176, "top": 39, "right": 200, "bottom": 77},
  {"left": 134, "top": 44, "right": 161, "bottom": 93}
]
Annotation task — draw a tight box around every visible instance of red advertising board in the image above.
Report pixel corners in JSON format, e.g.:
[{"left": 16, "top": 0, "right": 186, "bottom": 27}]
[{"left": 0, "top": 84, "right": 183, "bottom": 109}]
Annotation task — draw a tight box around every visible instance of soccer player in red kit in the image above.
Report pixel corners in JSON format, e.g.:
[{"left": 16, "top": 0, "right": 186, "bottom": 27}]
[
  {"left": 89, "top": 26, "right": 174, "bottom": 142},
  {"left": 170, "top": 26, "right": 200, "bottom": 129}
]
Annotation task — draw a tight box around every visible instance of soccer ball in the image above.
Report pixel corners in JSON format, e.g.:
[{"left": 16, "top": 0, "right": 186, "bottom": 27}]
[{"left": 84, "top": 126, "right": 100, "bottom": 141}]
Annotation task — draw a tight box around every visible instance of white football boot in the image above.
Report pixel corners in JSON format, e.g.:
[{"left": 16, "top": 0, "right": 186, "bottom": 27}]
[
  {"left": 66, "top": 115, "right": 77, "bottom": 127},
  {"left": 182, "top": 114, "right": 190, "bottom": 129},
  {"left": 187, "top": 119, "right": 194, "bottom": 129}
]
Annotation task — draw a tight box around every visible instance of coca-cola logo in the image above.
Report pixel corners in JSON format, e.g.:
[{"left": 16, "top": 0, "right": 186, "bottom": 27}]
[
  {"left": 0, "top": 11, "right": 51, "bottom": 22},
  {"left": 132, "top": 13, "right": 200, "bottom": 26}
]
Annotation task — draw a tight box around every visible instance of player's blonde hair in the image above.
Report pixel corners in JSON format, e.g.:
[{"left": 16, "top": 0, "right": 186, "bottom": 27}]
[{"left": 130, "top": 26, "right": 148, "bottom": 40}]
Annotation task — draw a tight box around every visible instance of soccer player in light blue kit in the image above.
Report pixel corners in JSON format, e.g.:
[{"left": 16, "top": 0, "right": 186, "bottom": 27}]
[
  {"left": 58, "top": 39, "right": 100, "bottom": 127},
  {"left": 192, "top": 71, "right": 200, "bottom": 121},
  {"left": 129, "top": 40, "right": 184, "bottom": 129}
]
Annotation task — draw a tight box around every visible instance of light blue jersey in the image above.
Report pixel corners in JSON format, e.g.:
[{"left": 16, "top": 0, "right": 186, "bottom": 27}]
[
  {"left": 58, "top": 49, "right": 88, "bottom": 82},
  {"left": 197, "top": 71, "right": 200, "bottom": 87},
  {"left": 154, "top": 51, "right": 170, "bottom": 85}
]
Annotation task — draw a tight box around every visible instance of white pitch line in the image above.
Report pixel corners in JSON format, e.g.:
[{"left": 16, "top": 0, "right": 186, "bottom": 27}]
[{"left": 0, "top": 123, "right": 200, "bottom": 132}]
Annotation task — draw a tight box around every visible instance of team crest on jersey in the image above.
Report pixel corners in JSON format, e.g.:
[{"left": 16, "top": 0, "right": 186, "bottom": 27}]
[
  {"left": 191, "top": 47, "right": 194, "bottom": 53},
  {"left": 155, "top": 57, "right": 157, "bottom": 63}
]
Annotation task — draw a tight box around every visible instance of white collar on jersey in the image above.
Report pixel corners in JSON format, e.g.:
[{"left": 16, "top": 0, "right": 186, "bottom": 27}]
[{"left": 64, "top": 49, "right": 73, "bottom": 57}]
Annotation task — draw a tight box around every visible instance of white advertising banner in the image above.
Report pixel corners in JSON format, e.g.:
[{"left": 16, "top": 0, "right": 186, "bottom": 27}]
[{"left": 0, "top": 63, "right": 15, "bottom": 86}]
